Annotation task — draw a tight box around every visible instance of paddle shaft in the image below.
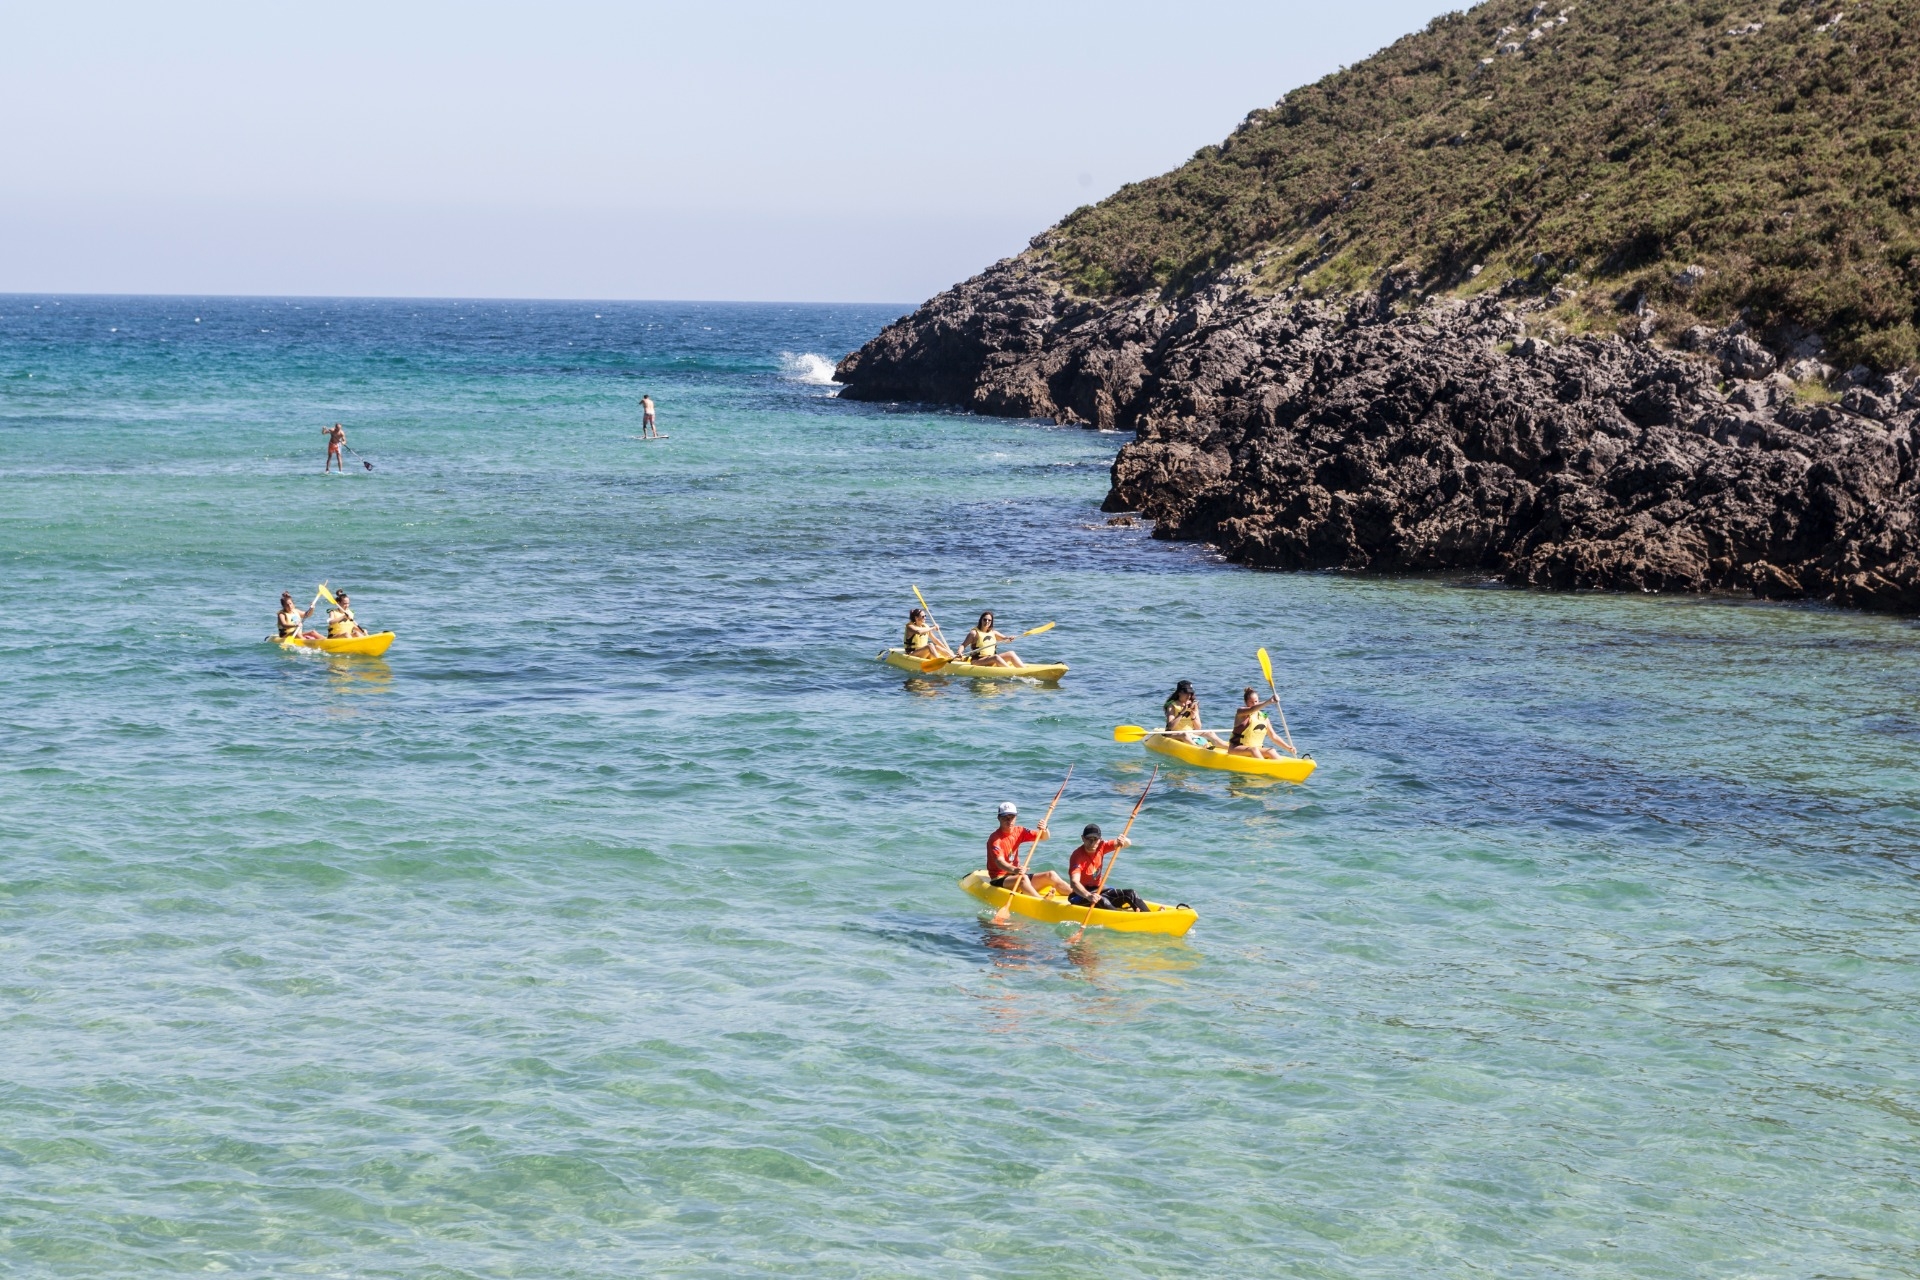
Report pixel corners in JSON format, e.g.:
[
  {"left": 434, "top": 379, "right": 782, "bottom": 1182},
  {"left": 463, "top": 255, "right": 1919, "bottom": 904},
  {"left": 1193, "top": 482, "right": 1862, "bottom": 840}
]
[
  {"left": 1257, "top": 647, "right": 1296, "bottom": 753},
  {"left": 992, "top": 765, "right": 1072, "bottom": 921},
  {"left": 1070, "top": 768, "right": 1156, "bottom": 942}
]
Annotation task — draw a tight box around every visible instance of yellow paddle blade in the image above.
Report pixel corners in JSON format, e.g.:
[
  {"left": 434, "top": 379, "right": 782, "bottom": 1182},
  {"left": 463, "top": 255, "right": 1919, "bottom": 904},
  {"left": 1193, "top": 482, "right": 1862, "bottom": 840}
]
[
  {"left": 317, "top": 583, "right": 340, "bottom": 607},
  {"left": 912, "top": 584, "right": 932, "bottom": 614},
  {"left": 920, "top": 655, "right": 955, "bottom": 673},
  {"left": 1020, "top": 621, "right": 1056, "bottom": 637},
  {"left": 1258, "top": 645, "right": 1275, "bottom": 692},
  {"left": 1112, "top": 725, "right": 1151, "bottom": 743}
]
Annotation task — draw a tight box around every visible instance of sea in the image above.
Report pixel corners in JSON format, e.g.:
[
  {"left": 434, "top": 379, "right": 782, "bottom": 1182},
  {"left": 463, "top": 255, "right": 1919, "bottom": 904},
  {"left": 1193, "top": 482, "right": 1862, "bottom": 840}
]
[{"left": 2, "top": 295, "right": 1917, "bottom": 1279}]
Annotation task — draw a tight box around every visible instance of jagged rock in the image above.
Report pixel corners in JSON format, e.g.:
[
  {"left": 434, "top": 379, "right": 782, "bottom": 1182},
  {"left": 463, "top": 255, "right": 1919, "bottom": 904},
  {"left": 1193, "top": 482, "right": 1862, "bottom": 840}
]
[
  {"left": 1718, "top": 334, "right": 1777, "bottom": 379},
  {"left": 837, "top": 262, "right": 1920, "bottom": 614}
]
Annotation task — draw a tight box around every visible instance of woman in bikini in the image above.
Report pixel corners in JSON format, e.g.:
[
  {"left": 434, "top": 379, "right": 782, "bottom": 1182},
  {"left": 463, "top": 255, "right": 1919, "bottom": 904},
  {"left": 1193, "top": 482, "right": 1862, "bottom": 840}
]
[
  {"left": 960, "top": 611, "right": 1025, "bottom": 669},
  {"left": 1229, "top": 686, "right": 1289, "bottom": 759},
  {"left": 902, "top": 607, "right": 951, "bottom": 659},
  {"left": 273, "top": 592, "right": 318, "bottom": 642},
  {"left": 1163, "top": 679, "right": 1224, "bottom": 747}
]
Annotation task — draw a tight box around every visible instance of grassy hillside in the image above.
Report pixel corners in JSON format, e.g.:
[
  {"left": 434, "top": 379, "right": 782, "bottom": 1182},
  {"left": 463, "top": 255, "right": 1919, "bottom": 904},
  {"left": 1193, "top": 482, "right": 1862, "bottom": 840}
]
[{"left": 1039, "top": 0, "right": 1920, "bottom": 369}]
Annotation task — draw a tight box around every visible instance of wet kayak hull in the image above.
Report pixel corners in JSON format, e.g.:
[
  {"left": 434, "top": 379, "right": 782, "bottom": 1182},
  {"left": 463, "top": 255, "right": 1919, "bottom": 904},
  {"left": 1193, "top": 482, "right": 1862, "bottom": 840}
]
[
  {"left": 272, "top": 632, "right": 396, "bottom": 657},
  {"left": 959, "top": 870, "right": 1196, "bottom": 937},
  {"left": 880, "top": 647, "right": 1066, "bottom": 682},
  {"left": 1143, "top": 731, "right": 1315, "bottom": 782}
]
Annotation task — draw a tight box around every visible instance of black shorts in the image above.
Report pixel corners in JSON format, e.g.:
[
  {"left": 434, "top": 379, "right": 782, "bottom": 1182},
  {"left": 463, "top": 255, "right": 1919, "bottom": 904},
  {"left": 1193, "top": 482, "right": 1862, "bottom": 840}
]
[
  {"left": 1070, "top": 887, "right": 1146, "bottom": 912},
  {"left": 989, "top": 874, "right": 1027, "bottom": 889}
]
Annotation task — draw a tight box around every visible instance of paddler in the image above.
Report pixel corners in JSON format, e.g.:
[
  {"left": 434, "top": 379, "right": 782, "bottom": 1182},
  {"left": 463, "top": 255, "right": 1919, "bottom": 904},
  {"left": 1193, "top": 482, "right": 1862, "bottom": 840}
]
[
  {"left": 274, "top": 591, "right": 318, "bottom": 641},
  {"left": 326, "top": 591, "right": 369, "bottom": 639},
  {"left": 1163, "top": 679, "right": 1224, "bottom": 746},
  {"left": 1228, "top": 686, "right": 1289, "bottom": 759},
  {"left": 987, "top": 801, "right": 1070, "bottom": 899},
  {"left": 323, "top": 422, "right": 347, "bottom": 473},
  {"left": 961, "top": 611, "right": 1025, "bottom": 669},
  {"left": 1067, "top": 823, "right": 1147, "bottom": 912},
  {"left": 903, "top": 606, "right": 951, "bottom": 659}
]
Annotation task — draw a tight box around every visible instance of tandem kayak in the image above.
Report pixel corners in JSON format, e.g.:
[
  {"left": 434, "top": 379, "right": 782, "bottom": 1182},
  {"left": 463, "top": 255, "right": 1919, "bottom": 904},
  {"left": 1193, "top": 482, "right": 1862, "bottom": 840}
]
[
  {"left": 959, "top": 869, "right": 1196, "bottom": 937},
  {"left": 272, "top": 632, "right": 397, "bottom": 657},
  {"left": 1142, "top": 730, "right": 1315, "bottom": 782},
  {"left": 880, "top": 647, "right": 1067, "bottom": 682}
]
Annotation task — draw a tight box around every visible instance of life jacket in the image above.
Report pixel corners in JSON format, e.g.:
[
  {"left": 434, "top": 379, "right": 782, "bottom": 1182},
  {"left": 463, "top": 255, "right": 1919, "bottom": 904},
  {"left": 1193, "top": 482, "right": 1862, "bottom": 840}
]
[
  {"left": 966, "top": 628, "right": 996, "bottom": 659},
  {"left": 328, "top": 608, "right": 356, "bottom": 638},
  {"left": 1232, "top": 711, "right": 1270, "bottom": 749}
]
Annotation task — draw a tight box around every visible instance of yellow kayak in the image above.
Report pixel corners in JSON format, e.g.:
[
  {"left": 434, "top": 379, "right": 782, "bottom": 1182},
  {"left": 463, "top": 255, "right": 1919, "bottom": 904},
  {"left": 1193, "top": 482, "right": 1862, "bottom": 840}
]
[
  {"left": 272, "top": 632, "right": 396, "bottom": 657},
  {"left": 959, "top": 870, "right": 1196, "bottom": 937},
  {"left": 880, "top": 647, "right": 1067, "bottom": 682},
  {"left": 1143, "top": 730, "right": 1315, "bottom": 782}
]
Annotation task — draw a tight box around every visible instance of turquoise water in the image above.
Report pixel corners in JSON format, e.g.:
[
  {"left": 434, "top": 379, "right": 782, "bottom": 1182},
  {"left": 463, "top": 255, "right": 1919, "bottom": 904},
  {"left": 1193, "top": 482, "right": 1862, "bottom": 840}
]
[{"left": 3, "top": 295, "right": 1918, "bottom": 1279}]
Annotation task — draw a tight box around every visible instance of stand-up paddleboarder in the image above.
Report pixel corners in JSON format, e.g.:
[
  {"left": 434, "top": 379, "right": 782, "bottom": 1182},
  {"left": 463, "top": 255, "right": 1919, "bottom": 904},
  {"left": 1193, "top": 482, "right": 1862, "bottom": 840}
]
[
  {"left": 323, "top": 423, "right": 347, "bottom": 472},
  {"left": 640, "top": 394, "right": 664, "bottom": 439}
]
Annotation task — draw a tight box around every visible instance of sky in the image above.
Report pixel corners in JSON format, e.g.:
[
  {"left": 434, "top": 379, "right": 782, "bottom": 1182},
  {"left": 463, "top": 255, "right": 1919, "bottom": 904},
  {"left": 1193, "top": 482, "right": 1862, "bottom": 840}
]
[{"left": 0, "top": 1, "right": 1451, "bottom": 302}]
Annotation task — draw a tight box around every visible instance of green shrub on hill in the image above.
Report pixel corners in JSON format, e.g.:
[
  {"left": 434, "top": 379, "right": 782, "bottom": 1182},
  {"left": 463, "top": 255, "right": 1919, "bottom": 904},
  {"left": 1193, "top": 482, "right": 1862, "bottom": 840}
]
[{"left": 1037, "top": 0, "right": 1920, "bottom": 369}]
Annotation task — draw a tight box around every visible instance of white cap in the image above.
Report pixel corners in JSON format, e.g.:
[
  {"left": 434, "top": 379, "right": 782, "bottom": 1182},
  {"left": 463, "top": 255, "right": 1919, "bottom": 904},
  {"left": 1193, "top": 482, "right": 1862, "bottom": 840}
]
[{"left": 997, "top": 802, "right": 1018, "bottom": 817}]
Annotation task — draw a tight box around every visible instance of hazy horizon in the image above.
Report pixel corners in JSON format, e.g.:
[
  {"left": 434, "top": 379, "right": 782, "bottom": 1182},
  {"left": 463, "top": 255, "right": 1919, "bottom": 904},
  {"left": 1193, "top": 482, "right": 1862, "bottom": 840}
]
[{"left": 3, "top": 0, "right": 1448, "bottom": 303}]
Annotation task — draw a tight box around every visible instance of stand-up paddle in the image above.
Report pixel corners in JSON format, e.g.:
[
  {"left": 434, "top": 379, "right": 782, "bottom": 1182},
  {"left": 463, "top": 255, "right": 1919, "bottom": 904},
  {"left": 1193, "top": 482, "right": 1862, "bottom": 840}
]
[
  {"left": 992, "top": 766, "right": 1072, "bottom": 925},
  {"left": 344, "top": 445, "right": 373, "bottom": 471},
  {"left": 1068, "top": 767, "right": 1156, "bottom": 945}
]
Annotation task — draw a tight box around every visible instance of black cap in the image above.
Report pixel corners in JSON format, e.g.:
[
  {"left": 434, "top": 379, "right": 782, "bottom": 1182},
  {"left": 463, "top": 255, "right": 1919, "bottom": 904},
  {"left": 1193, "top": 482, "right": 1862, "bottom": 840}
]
[
  {"left": 1176, "top": 679, "right": 1194, "bottom": 693},
  {"left": 1083, "top": 823, "right": 1102, "bottom": 839}
]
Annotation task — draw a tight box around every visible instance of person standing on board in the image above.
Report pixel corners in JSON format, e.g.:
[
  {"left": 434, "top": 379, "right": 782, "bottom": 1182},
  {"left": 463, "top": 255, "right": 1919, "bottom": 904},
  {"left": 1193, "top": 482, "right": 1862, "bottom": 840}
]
[
  {"left": 986, "top": 801, "right": 1069, "bottom": 899},
  {"left": 323, "top": 423, "right": 347, "bottom": 472},
  {"left": 640, "top": 394, "right": 660, "bottom": 439}
]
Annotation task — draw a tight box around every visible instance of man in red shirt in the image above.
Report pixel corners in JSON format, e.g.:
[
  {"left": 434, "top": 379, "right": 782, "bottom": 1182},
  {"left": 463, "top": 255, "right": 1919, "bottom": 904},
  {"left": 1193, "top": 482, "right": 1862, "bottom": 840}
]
[
  {"left": 1067, "top": 823, "right": 1147, "bottom": 912},
  {"left": 987, "top": 801, "right": 1070, "bottom": 899}
]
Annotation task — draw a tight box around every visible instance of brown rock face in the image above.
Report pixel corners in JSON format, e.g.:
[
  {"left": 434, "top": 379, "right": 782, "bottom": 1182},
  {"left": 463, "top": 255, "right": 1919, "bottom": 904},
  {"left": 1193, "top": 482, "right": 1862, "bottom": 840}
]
[{"left": 837, "top": 262, "right": 1920, "bottom": 613}]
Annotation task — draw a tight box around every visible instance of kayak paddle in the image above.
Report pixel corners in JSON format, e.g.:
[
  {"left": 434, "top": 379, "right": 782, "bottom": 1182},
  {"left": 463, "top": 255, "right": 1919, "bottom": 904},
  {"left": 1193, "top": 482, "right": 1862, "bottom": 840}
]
[
  {"left": 1112, "top": 725, "right": 1152, "bottom": 743},
  {"left": 1068, "top": 766, "right": 1157, "bottom": 945},
  {"left": 908, "top": 584, "right": 955, "bottom": 662},
  {"left": 992, "top": 765, "right": 1072, "bottom": 924},
  {"left": 920, "top": 621, "right": 1056, "bottom": 673},
  {"left": 1256, "top": 646, "right": 1296, "bottom": 754}
]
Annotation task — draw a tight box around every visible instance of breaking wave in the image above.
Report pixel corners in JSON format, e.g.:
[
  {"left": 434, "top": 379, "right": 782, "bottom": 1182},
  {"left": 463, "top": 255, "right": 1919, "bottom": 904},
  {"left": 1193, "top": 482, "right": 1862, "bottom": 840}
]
[{"left": 782, "top": 352, "right": 841, "bottom": 386}]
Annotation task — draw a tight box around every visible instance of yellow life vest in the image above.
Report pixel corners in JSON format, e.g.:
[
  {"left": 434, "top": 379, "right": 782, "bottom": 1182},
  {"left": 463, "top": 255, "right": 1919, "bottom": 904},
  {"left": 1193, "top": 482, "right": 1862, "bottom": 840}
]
[
  {"left": 1233, "top": 711, "right": 1269, "bottom": 749},
  {"left": 328, "top": 608, "right": 356, "bottom": 638},
  {"left": 966, "top": 628, "right": 995, "bottom": 659}
]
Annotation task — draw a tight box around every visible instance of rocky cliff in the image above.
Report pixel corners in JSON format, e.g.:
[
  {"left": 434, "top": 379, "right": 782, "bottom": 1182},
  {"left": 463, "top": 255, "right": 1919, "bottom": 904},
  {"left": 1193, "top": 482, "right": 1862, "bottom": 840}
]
[
  {"left": 839, "top": 262, "right": 1920, "bottom": 609},
  {"left": 836, "top": 0, "right": 1920, "bottom": 611}
]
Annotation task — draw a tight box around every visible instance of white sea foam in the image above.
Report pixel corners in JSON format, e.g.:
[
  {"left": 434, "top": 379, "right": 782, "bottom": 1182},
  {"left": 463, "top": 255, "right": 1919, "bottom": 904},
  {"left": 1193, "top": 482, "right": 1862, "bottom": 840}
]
[{"left": 781, "top": 352, "right": 841, "bottom": 386}]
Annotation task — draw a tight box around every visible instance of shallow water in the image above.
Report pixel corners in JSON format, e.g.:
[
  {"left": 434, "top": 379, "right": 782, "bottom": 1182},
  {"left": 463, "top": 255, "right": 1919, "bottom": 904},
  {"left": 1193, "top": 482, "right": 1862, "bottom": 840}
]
[{"left": 3, "top": 295, "right": 1918, "bottom": 1278}]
